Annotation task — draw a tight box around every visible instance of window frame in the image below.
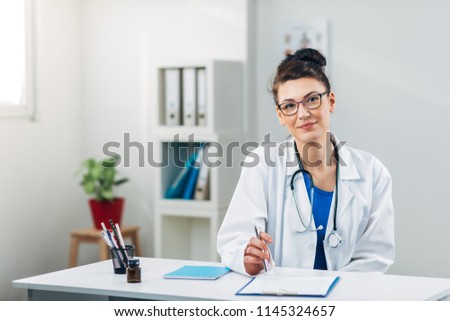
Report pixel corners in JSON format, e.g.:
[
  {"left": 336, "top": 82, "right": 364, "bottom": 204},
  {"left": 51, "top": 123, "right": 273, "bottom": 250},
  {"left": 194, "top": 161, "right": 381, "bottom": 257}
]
[{"left": 0, "top": 0, "right": 35, "bottom": 119}]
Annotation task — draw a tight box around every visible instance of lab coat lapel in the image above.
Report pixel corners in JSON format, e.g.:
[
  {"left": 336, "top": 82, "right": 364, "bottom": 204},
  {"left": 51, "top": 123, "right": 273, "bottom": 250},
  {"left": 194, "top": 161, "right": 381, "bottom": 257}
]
[
  {"left": 324, "top": 142, "right": 361, "bottom": 270},
  {"left": 327, "top": 144, "right": 361, "bottom": 236},
  {"left": 284, "top": 137, "right": 298, "bottom": 177}
]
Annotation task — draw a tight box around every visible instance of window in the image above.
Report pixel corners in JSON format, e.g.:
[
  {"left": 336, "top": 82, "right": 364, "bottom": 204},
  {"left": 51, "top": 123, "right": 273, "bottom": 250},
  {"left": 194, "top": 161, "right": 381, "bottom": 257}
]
[{"left": 0, "top": 0, "right": 34, "bottom": 118}]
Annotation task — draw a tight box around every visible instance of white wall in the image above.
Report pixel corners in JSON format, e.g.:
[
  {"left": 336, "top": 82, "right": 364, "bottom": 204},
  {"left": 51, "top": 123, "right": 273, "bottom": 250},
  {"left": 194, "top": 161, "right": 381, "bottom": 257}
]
[
  {"left": 256, "top": 0, "right": 450, "bottom": 277},
  {"left": 0, "top": 0, "right": 84, "bottom": 300}
]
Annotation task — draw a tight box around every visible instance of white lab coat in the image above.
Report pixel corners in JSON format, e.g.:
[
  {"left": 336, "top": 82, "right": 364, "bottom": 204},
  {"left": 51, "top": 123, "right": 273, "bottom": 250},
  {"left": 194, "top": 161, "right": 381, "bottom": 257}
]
[{"left": 217, "top": 136, "right": 394, "bottom": 275}]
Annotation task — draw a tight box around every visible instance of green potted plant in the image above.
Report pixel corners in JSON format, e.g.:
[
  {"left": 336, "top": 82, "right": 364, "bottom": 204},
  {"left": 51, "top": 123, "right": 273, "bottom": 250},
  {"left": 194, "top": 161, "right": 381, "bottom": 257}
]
[{"left": 77, "top": 156, "right": 129, "bottom": 229}]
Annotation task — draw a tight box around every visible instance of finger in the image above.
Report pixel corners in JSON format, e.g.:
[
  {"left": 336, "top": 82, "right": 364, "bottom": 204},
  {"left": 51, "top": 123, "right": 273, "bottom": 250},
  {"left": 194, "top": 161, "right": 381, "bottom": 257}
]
[
  {"left": 248, "top": 237, "right": 269, "bottom": 253},
  {"left": 244, "top": 254, "right": 264, "bottom": 266},
  {"left": 245, "top": 243, "right": 270, "bottom": 260},
  {"left": 244, "top": 249, "right": 265, "bottom": 265},
  {"left": 259, "top": 232, "right": 273, "bottom": 244},
  {"left": 243, "top": 258, "right": 264, "bottom": 275}
]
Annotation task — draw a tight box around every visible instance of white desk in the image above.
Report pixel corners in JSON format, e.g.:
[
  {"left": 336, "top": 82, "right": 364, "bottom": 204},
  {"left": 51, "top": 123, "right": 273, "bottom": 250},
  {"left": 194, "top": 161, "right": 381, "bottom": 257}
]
[{"left": 12, "top": 257, "right": 450, "bottom": 301}]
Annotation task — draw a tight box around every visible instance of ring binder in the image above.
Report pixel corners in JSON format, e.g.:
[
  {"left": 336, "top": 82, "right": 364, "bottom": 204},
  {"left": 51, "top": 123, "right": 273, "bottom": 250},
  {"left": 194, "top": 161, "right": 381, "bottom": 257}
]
[
  {"left": 164, "top": 68, "right": 181, "bottom": 126},
  {"left": 196, "top": 68, "right": 207, "bottom": 126},
  {"left": 182, "top": 68, "right": 197, "bottom": 126}
]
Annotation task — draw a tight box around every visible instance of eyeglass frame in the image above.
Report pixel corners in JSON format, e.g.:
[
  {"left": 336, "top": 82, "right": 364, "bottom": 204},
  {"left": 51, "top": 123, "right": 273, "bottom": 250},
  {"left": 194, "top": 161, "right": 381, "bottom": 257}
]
[{"left": 276, "top": 91, "right": 330, "bottom": 116}]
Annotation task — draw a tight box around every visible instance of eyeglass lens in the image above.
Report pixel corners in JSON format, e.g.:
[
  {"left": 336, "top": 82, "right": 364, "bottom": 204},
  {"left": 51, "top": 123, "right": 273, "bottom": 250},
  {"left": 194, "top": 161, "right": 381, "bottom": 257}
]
[{"left": 279, "top": 93, "right": 323, "bottom": 116}]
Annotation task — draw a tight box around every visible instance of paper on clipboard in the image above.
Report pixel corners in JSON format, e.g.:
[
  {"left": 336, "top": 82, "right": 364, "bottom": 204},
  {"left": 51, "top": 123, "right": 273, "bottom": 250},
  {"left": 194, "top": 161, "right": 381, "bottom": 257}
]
[{"left": 236, "top": 274, "right": 339, "bottom": 297}]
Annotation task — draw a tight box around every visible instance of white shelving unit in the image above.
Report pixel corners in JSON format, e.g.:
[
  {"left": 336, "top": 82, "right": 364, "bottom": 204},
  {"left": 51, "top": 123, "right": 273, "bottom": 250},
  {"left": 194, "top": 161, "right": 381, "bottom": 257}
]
[{"left": 151, "top": 60, "right": 243, "bottom": 262}]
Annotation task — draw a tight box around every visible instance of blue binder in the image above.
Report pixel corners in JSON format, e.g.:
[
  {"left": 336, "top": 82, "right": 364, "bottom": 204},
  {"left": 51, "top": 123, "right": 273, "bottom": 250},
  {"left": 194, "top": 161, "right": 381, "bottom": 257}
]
[
  {"left": 165, "top": 151, "right": 197, "bottom": 199},
  {"left": 182, "top": 160, "right": 201, "bottom": 199},
  {"left": 182, "top": 145, "right": 205, "bottom": 199}
]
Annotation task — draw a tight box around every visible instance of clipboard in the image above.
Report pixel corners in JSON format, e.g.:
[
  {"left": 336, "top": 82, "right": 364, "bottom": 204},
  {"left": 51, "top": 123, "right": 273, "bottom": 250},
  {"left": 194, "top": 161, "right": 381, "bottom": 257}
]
[{"left": 236, "top": 274, "right": 340, "bottom": 297}]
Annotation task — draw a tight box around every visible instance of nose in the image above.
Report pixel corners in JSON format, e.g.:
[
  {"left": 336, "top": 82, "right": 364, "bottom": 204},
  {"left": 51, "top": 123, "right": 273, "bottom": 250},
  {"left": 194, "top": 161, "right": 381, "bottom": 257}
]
[{"left": 297, "top": 105, "right": 310, "bottom": 119}]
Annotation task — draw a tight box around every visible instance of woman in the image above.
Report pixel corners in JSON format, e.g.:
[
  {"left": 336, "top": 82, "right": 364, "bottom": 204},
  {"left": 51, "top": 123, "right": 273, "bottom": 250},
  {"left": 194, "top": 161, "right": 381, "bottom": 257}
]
[{"left": 217, "top": 48, "right": 394, "bottom": 276}]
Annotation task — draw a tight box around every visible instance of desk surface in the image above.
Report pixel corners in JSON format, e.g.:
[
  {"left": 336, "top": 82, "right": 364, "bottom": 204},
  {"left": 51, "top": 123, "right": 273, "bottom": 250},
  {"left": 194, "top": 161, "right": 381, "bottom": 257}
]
[{"left": 12, "top": 257, "right": 450, "bottom": 301}]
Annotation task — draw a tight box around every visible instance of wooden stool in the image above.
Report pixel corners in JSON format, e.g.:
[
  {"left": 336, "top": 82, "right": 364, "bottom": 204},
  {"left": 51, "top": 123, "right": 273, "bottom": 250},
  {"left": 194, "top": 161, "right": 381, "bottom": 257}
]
[{"left": 69, "top": 226, "right": 142, "bottom": 268}]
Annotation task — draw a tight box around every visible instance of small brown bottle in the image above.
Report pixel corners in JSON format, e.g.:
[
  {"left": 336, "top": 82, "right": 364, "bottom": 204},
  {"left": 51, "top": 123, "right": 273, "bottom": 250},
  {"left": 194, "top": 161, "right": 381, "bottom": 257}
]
[{"left": 127, "top": 258, "right": 141, "bottom": 283}]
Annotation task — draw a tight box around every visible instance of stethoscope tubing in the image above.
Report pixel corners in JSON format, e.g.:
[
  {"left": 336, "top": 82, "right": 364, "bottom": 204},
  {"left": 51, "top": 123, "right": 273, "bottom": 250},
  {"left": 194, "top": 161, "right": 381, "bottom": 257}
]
[{"left": 292, "top": 139, "right": 341, "bottom": 248}]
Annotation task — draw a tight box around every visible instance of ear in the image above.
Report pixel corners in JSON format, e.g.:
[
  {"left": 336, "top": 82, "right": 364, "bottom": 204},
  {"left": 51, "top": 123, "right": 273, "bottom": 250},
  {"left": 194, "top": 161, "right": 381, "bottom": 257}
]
[
  {"left": 276, "top": 107, "right": 286, "bottom": 126},
  {"left": 328, "top": 91, "right": 336, "bottom": 113}
]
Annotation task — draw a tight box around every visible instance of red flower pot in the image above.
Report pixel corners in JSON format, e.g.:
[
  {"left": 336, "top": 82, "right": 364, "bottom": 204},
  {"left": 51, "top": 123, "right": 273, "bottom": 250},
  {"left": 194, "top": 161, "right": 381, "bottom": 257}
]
[{"left": 89, "top": 198, "right": 124, "bottom": 229}]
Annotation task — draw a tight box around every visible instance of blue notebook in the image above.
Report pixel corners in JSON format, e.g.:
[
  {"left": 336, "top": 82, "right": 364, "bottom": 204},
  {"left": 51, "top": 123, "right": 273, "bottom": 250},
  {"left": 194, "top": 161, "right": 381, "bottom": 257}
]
[{"left": 163, "top": 265, "right": 231, "bottom": 280}]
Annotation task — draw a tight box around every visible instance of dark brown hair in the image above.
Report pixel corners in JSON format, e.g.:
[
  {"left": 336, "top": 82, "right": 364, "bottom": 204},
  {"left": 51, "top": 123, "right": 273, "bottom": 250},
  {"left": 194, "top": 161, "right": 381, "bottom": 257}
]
[{"left": 271, "top": 48, "right": 330, "bottom": 104}]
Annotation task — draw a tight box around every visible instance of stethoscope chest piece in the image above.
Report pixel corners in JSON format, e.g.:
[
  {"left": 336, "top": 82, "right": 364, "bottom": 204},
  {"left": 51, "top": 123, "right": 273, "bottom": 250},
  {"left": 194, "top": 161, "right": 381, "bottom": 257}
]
[{"left": 327, "top": 232, "right": 342, "bottom": 248}]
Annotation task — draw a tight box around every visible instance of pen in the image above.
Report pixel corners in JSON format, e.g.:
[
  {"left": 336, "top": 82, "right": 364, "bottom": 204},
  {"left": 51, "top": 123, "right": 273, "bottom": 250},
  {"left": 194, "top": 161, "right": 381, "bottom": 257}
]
[
  {"left": 108, "top": 230, "right": 119, "bottom": 248},
  {"left": 100, "top": 222, "right": 115, "bottom": 248},
  {"left": 100, "top": 222, "right": 108, "bottom": 235},
  {"left": 254, "top": 224, "right": 268, "bottom": 272},
  {"left": 109, "top": 219, "right": 129, "bottom": 265},
  {"left": 115, "top": 223, "right": 126, "bottom": 248},
  {"left": 100, "top": 231, "right": 113, "bottom": 248},
  {"left": 101, "top": 227, "right": 126, "bottom": 269}
]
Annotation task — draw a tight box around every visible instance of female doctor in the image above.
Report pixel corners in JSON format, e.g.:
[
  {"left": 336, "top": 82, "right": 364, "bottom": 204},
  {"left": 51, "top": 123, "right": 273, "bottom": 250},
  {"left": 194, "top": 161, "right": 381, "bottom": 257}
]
[{"left": 217, "top": 48, "right": 394, "bottom": 276}]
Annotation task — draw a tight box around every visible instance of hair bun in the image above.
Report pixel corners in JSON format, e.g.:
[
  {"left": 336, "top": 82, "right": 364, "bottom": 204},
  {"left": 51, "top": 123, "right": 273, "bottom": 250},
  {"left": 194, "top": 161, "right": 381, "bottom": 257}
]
[{"left": 293, "top": 48, "right": 326, "bottom": 67}]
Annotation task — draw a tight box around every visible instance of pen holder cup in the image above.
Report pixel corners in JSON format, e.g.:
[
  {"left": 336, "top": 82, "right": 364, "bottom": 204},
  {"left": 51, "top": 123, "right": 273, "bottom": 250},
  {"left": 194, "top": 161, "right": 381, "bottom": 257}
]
[{"left": 110, "top": 245, "right": 135, "bottom": 274}]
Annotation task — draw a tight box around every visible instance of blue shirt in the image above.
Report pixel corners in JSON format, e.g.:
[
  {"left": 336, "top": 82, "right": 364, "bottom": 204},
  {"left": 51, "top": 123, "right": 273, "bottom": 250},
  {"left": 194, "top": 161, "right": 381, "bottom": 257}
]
[{"left": 303, "top": 172, "right": 333, "bottom": 270}]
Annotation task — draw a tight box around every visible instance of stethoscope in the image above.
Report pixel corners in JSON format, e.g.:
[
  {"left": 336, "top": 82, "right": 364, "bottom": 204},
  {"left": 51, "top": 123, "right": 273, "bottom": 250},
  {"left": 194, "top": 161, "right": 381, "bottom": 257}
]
[{"left": 290, "top": 140, "right": 342, "bottom": 248}]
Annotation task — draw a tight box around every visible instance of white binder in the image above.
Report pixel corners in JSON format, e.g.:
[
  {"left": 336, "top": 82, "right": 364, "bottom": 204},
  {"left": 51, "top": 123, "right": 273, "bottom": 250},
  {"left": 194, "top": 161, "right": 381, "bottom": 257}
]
[
  {"left": 164, "top": 68, "right": 181, "bottom": 125},
  {"left": 194, "top": 145, "right": 210, "bottom": 200},
  {"left": 196, "top": 68, "right": 207, "bottom": 126},
  {"left": 182, "top": 68, "right": 197, "bottom": 126}
]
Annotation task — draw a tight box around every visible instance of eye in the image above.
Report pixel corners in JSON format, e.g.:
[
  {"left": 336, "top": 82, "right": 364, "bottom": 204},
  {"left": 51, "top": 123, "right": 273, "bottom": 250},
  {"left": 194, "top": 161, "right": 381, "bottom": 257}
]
[
  {"left": 306, "top": 95, "right": 320, "bottom": 103},
  {"left": 281, "top": 102, "right": 296, "bottom": 110}
]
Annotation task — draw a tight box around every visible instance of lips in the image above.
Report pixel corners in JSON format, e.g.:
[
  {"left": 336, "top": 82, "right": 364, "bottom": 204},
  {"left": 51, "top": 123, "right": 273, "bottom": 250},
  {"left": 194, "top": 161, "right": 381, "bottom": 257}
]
[{"left": 298, "top": 121, "right": 317, "bottom": 129}]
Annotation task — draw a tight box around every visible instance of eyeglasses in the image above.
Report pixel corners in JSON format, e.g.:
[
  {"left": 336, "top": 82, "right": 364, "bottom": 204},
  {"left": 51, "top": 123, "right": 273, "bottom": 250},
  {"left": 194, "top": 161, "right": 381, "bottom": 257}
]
[{"left": 277, "top": 91, "right": 329, "bottom": 116}]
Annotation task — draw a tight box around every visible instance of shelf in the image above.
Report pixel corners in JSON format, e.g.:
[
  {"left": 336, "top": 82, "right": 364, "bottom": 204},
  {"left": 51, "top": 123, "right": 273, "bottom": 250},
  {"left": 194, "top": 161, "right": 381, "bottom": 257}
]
[
  {"left": 156, "top": 216, "right": 217, "bottom": 261},
  {"left": 155, "top": 139, "right": 242, "bottom": 207},
  {"left": 151, "top": 127, "right": 243, "bottom": 141},
  {"left": 152, "top": 59, "right": 243, "bottom": 262},
  {"left": 156, "top": 199, "right": 226, "bottom": 216},
  {"left": 154, "top": 206, "right": 227, "bottom": 262},
  {"left": 151, "top": 60, "right": 242, "bottom": 132}
]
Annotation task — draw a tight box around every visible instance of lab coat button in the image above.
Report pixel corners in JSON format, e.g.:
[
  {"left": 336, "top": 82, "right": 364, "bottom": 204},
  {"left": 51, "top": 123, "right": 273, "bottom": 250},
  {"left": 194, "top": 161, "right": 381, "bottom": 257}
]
[{"left": 308, "top": 243, "right": 315, "bottom": 252}]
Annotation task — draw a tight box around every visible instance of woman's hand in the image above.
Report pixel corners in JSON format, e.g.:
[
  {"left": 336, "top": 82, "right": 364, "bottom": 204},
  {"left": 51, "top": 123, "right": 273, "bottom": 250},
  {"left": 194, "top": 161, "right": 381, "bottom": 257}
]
[{"left": 244, "top": 232, "right": 273, "bottom": 275}]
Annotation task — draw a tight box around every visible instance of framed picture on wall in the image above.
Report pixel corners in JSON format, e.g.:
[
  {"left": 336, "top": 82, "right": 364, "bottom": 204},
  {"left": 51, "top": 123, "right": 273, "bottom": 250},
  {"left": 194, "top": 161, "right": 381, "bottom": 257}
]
[{"left": 281, "top": 19, "right": 329, "bottom": 60}]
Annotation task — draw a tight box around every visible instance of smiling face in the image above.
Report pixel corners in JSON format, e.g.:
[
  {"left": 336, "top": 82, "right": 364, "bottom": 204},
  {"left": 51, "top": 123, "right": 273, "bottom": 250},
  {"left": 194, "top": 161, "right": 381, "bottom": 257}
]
[{"left": 276, "top": 77, "right": 335, "bottom": 145}]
